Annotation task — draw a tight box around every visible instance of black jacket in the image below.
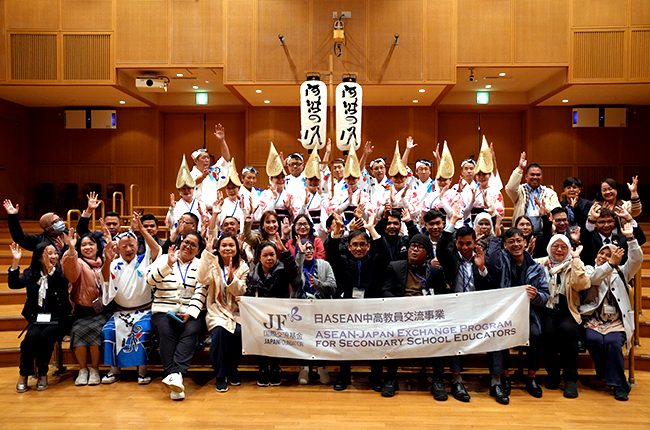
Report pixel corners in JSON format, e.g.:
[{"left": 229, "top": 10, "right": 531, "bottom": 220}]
[
  {"left": 326, "top": 234, "right": 391, "bottom": 299},
  {"left": 436, "top": 228, "right": 494, "bottom": 292},
  {"left": 580, "top": 225, "right": 646, "bottom": 267},
  {"left": 560, "top": 197, "right": 593, "bottom": 228},
  {"left": 375, "top": 217, "right": 420, "bottom": 261},
  {"left": 245, "top": 250, "right": 302, "bottom": 298},
  {"left": 382, "top": 259, "right": 447, "bottom": 297},
  {"left": 8, "top": 266, "right": 72, "bottom": 325},
  {"left": 8, "top": 214, "right": 66, "bottom": 252}
]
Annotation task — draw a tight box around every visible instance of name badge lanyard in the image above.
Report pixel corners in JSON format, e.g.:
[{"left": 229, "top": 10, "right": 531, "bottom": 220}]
[
  {"left": 177, "top": 261, "right": 191, "bottom": 287},
  {"left": 415, "top": 272, "right": 428, "bottom": 295},
  {"left": 275, "top": 190, "right": 284, "bottom": 208}
]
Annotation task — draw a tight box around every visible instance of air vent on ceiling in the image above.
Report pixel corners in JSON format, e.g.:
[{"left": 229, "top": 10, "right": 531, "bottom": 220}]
[{"left": 64, "top": 34, "right": 112, "bottom": 81}]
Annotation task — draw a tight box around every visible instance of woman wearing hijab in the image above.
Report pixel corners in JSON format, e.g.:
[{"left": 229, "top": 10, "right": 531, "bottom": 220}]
[
  {"left": 293, "top": 238, "right": 336, "bottom": 385},
  {"left": 535, "top": 234, "right": 590, "bottom": 398},
  {"left": 579, "top": 223, "right": 641, "bottom": 401}
]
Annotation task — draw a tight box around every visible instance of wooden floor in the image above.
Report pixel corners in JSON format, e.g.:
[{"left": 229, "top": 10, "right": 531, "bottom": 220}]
[{"left": 2, "top": 367, "right": 649, "bottom": 429}]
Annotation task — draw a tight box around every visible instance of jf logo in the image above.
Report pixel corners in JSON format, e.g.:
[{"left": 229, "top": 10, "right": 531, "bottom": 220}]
[{"left": 264, "top": 306, "right": 302, "bottom": 330}]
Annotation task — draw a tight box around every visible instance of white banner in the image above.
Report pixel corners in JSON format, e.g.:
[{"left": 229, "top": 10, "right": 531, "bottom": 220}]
[
  {"left": 300, "top": 80, "right": 327, "bottom": 150},
  {"left": 239, "top": 287, "right": 530, "bottom": 360},
  {"left": 335, "top": 82, "right": 362, "bottom": 151}
]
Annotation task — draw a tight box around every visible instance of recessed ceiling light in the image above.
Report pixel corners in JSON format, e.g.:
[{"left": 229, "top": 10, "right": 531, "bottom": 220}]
[
  {"left": 205, "top": 80, "right": 210, "bottom": 83},
  {"left": 256, "top": 89, "right": 262, "bottom": 93},
  {"left": 499, "top": 72, "right": 506, "bottom": 76},
  {"left": 562, "top": 99, "right": 569, "bottom": 103},
  {"left": 192, "top": 85, "right": 199, "bottom": 89},
  {"left": 485, "top": 85, "right": 492, "bottom": 89},
  {"left": 119, "top": 100, "right": 125, "bottom": 104},
  {"left": 176, "top": 73, "right": 183, "bottom": 77},
  {"left": 418, "top": 89, "right": 425, "bottom": 93},
  {"left": 264, "top": 100, "right": 270, "bottom": 104},
  {"left": 413, "top": 100, "right": 419, "bottom": 103}
]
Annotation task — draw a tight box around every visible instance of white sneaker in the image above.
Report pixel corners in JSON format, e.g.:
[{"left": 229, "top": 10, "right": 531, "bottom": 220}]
[
  {"left": 298, "top": 367, "right": 309, "bottom": 385},
  {"left": 101, "top": 371, "right": 121, "bottom": 384},
  {"left": 163, "top": 372, "right": 184, "bottom": 393},
  {"left": 170, "top": 390, "right": 185, "bottom": 401},
  {"left": 318, "top": 366, "right": 331, "bottom": 385},
  {"left": 88, "top": 368, "right": 101, "bottom": 385},
  {"left": 75, "top": 368, "right": 89, "bottom": 386}
]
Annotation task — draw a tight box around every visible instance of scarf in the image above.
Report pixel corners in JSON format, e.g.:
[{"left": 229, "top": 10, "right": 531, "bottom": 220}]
[
  {"left": 37, "top": 266, "right": 55, "bottom": 308},
  {"left": 544, "top": 235, "right": 573, "bottom": 309}
]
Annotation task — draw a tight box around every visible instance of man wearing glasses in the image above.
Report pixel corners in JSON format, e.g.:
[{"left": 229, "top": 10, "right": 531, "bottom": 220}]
[
  {"left": 284, "top": 153, "right": 306, "bottom": 196},
  {"left": 162, "top": 213, "right": 199, "bottom": 255},
  {"left": 380, "top": 234, "right": 446, "bottom": 398}
]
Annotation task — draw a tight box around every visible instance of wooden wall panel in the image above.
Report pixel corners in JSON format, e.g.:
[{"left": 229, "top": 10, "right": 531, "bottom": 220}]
[
  {"left": 61, "top": 0, "right": 113, "bottom": 30},
  {"left": 572, "top": 0, "right": 627, "bottom": 27},
  {"left": 537, "top": 166, "right": 572, "bottom": 193},
  {"left": 5, "top": 0, "right": 58, "bottom": 29},
  {"left": 256, "top": 0, "right": 310, "bottom": 82},
  {"left": 225, "top": 0, "right": 254, "bottom": 82},
  {"left": 247, "top": 107, "right": 300, "bottom": 165},
  {"left": 113, "top": 108, "right": 161, "bottom": 163},
  {"left": 0, "top": 117, "right": 25, "bottom": 208},
  {"left": 0, "top": 0, "right": 6, "bottom": 82},
  {"left": 425, "top": 0, "right": 455, "bottom": 81},
  {"left": 631, "top": 0, "right": 650, "bottom": 26},
  {"left": 367, "top": 0, "right": 424, "bottom": 82},
  {"left": 457, "top": 0, "right": 511, "bottom": 63},
  {"left": 171, "top": 0, "right": 224, "bottom": 65},
  {"left": 530, "top": 107, "right": 575, "bottom": 164},
  {"left": 630, "top": 30, "right": 650, "bottom": 79},
  {"left": 575, "top": 127, "right": 622, "bottom": 165},
  {"left": 312, "top": 0, "right": 367, "bottom": 82},
  {"left": 363, "top": 106, "right": 435, "bottom": 167},
  {"left": 572, "top": 30, "right": 625, "bottom": 80},
  {"left": 622, "top": 106, "right": 650, "bottom": 161},
  {"left": 116, "top": 0, "right": 169, "bottom": 65},
  {"left": 113, "top": 165, "right": 156, "bottom": 206},
  {"left": 514, "top": 0, "right": 569, "bottom": 64}
]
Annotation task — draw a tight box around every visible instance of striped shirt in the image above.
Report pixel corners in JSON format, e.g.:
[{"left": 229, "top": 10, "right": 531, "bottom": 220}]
[{"left": 146, "top": 254, "right": 207, "bottom": 318}]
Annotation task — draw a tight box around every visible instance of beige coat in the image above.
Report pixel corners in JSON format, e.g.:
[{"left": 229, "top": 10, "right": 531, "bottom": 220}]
[
  {"left": 505, "top": 167, "right": 560, "bottom": 223},
  {"left": 196, "top": 251, "right": 249, "bottom": 333},
  {"left": 535, "top": 256, "right": 591, "bottom": 323}
]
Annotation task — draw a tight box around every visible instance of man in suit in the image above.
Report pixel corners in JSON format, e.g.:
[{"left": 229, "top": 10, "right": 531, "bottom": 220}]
[
  {"left": 560, "top": 177, "right": 593, "bottom": 229},
  {"left": 380, "top": 234, "right": 446, "bottom": 398},
  {"left": 436, "top": 207, "right": 508, "bottom": 404},
  {"left": 580, "top": 205, "right": 646, "bottom": 267}
]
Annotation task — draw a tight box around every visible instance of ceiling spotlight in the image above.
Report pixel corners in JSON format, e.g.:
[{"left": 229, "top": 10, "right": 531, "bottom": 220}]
[
  {"left": 485, "top": 85, "right": 492, "bottom": 89},
  {"left": 499, "top": 72, "right": 506, "bottom": 76},
  {"left": 119, "top": 100, "right": 125, "bottom": 104},
  {"left": 419, "top": 89, "right": 425, "bottom": 93},
  {"left": 176, "top": 73, "right": 183, "bottom": 77},
  {"left": 264, "top": 100, "right": 271, "bottom": 104},
  {"left": 562, "top": 99, "right": 569, "bottom": 103},
  {"left": 192, "top": 85, "right": 199, "bottom": 89},
  {"left": 256, "top": 89, "right": 262, "bottom": 93},
  {"left": 413, "top": 100, "right": 419, "bottom": 103},
  {"left": 205, "top": 80, "right": 210, "bottom": 83}
]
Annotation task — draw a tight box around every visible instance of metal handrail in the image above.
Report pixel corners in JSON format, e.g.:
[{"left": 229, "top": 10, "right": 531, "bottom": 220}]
[
  {"left": 66, "top": 209, "right": 82, "bottom": 229},
  {"left": 112, "top": 191, "right": 124, "bottom": 215},
  {"left": 129, "top": 183, "right": 139, "bottom": 215},
  {"left": 628, "top": 269, "right": 642, "bottom": 385}
]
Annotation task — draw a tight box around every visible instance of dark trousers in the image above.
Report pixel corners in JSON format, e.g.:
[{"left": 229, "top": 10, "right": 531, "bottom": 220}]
[
  {"left": 151, "top": 313, "right": 202, "bottom": 377},
  {"left": 502, "top": 318, "right": 542, "bottom": 372},
  {"left": 257, "top": 355, "right": 281, "bottom": 371},
  {"left": 584, "top": 329, "right": 626, "bottom": 387},
  {"left": 541, "top": 309, "right": 580, "bottom": 382},
  {"left": 338, "top": 361, "right": 383, "bottom": 379},
  {"left": 20, "top": 323, "right": 61, "bottom": 376},
  {"left": 208, "top": 324, "right": 242, "bottom": 379}
]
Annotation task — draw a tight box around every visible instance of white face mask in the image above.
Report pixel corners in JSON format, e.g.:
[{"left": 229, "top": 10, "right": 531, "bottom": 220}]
[{"left": 49, "top": 220, "right": 66, "bottom": 233}]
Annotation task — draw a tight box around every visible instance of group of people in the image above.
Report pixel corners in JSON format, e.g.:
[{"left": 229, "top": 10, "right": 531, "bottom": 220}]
[{"left": 4, "top": 123, "right": 645, "bottom": 404}]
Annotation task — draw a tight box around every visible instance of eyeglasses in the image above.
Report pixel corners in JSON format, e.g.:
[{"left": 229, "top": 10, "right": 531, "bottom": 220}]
[
  {"left": 288, "top": 162, "right": 303, "bottom": 167},
  {"left": 349, "top": 242, "right": 369, "bottom": 249},
  {"left": 295, "top": 222, "right": 310, "bottom": 228},
  {"left": 409, "top": 243, "right": 426, "bottom": 251},
  {"left": 505, "top": 238, "right": 525, "bottom": 245},
  {"left": 304, "top": 246, "right": 315, "bottom": 252},
  {"left": 181, "top": 240, "right": 198, "bottom": 250},
  {"left": 596, "top": 219, "right": 615, "bottom": 225},
  {"left": 550, "top": 244, "right": 568, "bottom": 251}
]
